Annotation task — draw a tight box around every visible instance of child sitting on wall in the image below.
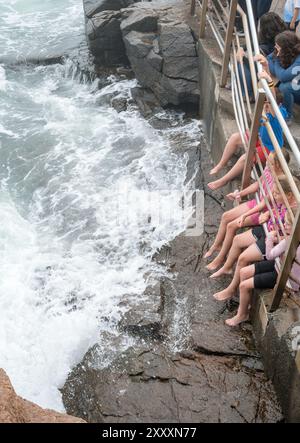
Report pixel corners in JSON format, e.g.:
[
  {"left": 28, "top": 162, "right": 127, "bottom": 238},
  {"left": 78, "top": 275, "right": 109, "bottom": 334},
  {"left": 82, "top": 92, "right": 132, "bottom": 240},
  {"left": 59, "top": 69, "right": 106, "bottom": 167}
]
[
  {"left": 207, "top": 72, "right": 288, "bottom": 191},
  {"left": 205, "top": 149, "right": 290, "bottom": 273},
  {"left": 225, "top": 209, "right": 299, "bottom": 327},
  {"left": 212, "top": 176, "right": 300, "bottom": 301}
]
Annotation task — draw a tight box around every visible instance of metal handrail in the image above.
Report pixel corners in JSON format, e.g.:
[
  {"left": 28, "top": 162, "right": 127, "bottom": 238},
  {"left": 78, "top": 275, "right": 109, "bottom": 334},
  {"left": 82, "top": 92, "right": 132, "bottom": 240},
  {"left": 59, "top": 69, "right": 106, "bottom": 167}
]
[
  {"left": 193, "top": 0, "right": 300, "bottom": 311},
  {"left": 244, "top": 0, "right": 300, "bottom": 166}
]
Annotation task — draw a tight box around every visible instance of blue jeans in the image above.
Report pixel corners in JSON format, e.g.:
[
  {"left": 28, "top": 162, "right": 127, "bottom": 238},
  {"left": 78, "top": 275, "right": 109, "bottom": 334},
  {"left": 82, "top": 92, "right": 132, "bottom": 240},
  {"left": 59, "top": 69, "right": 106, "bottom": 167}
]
[
  {"left": 285, "top": 21, "right": 300, "bottom": 31},
  {"left": 279, "top": 81, "right": 300, "bottom": 117},
  {"left": 238, "top": 62, "right": 254, "bottom": 99},
  {"left": 257, "top": 1, "right": 272, "bottom": 20}
]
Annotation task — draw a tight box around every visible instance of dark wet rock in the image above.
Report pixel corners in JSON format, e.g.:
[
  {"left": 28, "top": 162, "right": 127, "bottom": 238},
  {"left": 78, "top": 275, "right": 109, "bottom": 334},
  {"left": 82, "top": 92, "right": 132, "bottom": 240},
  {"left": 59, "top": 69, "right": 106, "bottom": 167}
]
[
  {"left": 116, "top": 66, "right": 134, "bottom": 77},
  {"left": 83, "top": 0, "right": 135, "bottom": 19},
  {"left": 111, "top": 96, "right": 128, "bottom": 112},
  {"left": 0, "top": 54, "right": 65, "bottom": 66},
  {"left": 122, "top": 17, "right": 199, "bottom": 106},
  {"left": 86, "top": 10, "right": 128, "bottom": 66},
  {"left": 159, "top": 22, "right": 197, "bottom": 58},
  {"left": 118, "top": 283, "right": 163, "bottom": 339},
  {"left": 130, "top": 87, "right": 162, "bottom": 117},
  {"left": 163, "top": 56, "right": 199, "bottom": 82},
  {"left": 83, "top": 1, "right": 199, "bottom": 105},
  {"left": 123, "top": 31, "right": 157, "bottom": 59},
  {"left": 120, "top": 9, "right": 159, "bottom": 35},
  {"left": 147, "top": 49, "right": 163, "bottom": 72},
  {"left": 62, "top": 346, "right": 282, "bottom": 423}
]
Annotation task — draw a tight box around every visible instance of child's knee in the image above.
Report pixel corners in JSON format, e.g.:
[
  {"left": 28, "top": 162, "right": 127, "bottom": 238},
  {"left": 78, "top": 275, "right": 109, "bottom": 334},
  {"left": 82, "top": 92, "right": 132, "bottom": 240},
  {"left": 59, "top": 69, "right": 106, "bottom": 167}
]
[
  {"left": 232, "top": 132, "right": 241, "bottom": 142},
  {"left": 233, "top": 234, "right": 242, "bottom": 246},
  {"left": 240, "top": 267, "right": 248, "bottom": 281},
  {"left": 238, "top": 252, "right": 248, "bottom": 267},
  {"left": 239, "top": 280, "right": 250, "bottom": 291},
  {"left": 228, "top": 220, "right": 238, "bottom": 232},
  {"left": 222, "top": 211, "right": 233, "bottom": 224}
]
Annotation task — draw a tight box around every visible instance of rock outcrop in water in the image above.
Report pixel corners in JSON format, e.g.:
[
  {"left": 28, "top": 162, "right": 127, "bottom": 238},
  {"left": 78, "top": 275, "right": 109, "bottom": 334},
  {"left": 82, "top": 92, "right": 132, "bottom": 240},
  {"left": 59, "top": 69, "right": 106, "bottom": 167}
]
[
  {"left": 83, "top": 0, "right": 199, "bottom": 106},
  {"left": 0, "top": 369, "right": 85, "bottom": 423}
]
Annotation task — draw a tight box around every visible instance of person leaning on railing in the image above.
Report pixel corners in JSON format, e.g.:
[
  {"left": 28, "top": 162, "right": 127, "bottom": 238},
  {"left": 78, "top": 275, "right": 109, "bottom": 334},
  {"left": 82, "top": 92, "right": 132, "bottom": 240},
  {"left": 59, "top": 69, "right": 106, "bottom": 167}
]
[
  {"left": 255, "top": 31, "right": 300, "bottom": 124},
  {"left": 225, "top": 209, "right": 300, "bottom": 327},
  {"left": 237, "top": 12, "right": 287, "bottom": 101}
]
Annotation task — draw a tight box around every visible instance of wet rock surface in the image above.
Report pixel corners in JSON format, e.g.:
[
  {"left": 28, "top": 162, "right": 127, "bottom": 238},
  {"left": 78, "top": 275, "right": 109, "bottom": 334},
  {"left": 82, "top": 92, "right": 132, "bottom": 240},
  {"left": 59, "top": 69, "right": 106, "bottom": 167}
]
[
  {"left": 62, "top": 346, "right": 281, "bottom": 423},
  {"left": 62, "top": 121, "right": 283, "bottom": 423}
]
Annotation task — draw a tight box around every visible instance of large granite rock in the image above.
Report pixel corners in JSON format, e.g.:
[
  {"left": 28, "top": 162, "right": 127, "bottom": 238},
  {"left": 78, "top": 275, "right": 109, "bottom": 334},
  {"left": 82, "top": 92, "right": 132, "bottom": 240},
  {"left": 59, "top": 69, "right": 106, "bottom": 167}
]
[
  {"left": 86, "top": 10, "right": 128, "bottom": 66},
  {"left": 83, "top": 0, "right": 199, "bottom": 106},
  {"left": 121, "top": 10, "right": 199, "bottom": 106},
  {"left": 120, "top": 8, "right": 159, "bottom": 35},
  {"left": 0, "top": 369, "right": 85, "bottom": 423},
  {"left": 83, "top": 0, "right": 135, "bottom": 19}
]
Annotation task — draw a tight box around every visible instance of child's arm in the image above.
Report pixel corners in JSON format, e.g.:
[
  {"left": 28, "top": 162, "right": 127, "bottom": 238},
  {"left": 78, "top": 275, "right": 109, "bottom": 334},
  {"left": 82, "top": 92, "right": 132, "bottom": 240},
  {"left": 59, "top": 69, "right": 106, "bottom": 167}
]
[
  {"left": 268, "top": 56, "right": 300, "bottom": 83},
  {"left": 290, "top": 5, "right": 300, "bottom": 30},
  {"left": 258, "top": 70, "right": 276, "bottom": 115},
  {"left": 237, "top": 200, "right": 267, "bottom": 227},
  {"left": 226, "top": 182, "right": 259, "bottom": 201},
  {"left": 266, "top": 234, "right": 287, "bottom": 260},
  {"left": 255, "top": 54, "right": 271, "bottom": 75}
]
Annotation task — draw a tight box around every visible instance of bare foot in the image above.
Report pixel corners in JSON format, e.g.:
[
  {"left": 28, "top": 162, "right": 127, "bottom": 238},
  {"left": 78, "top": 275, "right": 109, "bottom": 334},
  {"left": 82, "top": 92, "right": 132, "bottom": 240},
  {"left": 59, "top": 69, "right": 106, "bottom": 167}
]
[
  {"left": 207, "top": 180, "right": 224, "bottom": 191},
  {"left": 204, "top": 245, "right": 221, "bottom": 259},
  {"left": 209, "top": 165, "right": 222, "bottom": 176},
  {"left": 213, "top": 288, "right": 235, "bottom": 301},
  {"left": 225, "top": 314, "right": 249, "bottom": 327},
  {"left": 206, "top": 262, "right": 219, "bottom": 272},
  {"left": 210, "top": 266, "right": 233, "bottom": 279},
  {"left": 226, "top": 192, "right": 236, "bottom": 201},
  {"left": 206, "top": 257, "right": 224, "bottom": 272}
]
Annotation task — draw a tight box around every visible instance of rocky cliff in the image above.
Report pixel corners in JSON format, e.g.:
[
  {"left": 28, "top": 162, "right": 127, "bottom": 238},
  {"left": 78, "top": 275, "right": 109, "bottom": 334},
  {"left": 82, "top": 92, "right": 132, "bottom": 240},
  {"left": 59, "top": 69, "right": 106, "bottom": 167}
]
[
  {"left": 0, "top": 369, "right": 85, "bottom": 423},
  {"left": 84, "top": 0, "right": 199, "bottom": 106}
]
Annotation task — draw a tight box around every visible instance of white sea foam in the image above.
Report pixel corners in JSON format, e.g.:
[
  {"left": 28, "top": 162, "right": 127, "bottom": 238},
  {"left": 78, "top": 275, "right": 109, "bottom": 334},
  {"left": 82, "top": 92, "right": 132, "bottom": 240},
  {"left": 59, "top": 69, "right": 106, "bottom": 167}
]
[
  {"left": 0, "top": 1, "right": 202, "bottom": 412},
  {"left": 0, "top": 66, "right": 8, "bottom": 91}
]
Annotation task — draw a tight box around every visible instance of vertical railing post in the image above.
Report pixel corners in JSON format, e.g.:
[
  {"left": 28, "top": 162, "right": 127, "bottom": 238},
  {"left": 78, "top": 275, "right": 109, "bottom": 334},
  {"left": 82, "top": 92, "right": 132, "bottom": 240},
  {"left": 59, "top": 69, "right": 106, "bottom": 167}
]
[
  {"left": 220, "top": 0, "right": 238, "bottom": 87},
  {"left": 296, "top": 350, "right": 300, "bottom": 372},
  {"left": 270, "top": 207, "right": 300, "bottom": 312},
  {"left": 191, "top": 0, "right": 196, "bottom": 16},
  {"left": 199, "top": 0, "right": 209, "bottom": 38},
  {"left": 241, "top": 90, "right": 265, "bottom": 189}
]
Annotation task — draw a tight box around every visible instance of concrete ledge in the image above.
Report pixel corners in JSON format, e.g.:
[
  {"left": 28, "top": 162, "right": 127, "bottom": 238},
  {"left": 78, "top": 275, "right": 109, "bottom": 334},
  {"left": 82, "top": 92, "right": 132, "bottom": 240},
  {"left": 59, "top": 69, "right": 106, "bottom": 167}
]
[
  {"left": 197, "top": 37, "right": 237, "bottom": 164},
  {"left": 252, "top": 291, "right": 300, "bottom": 423}
]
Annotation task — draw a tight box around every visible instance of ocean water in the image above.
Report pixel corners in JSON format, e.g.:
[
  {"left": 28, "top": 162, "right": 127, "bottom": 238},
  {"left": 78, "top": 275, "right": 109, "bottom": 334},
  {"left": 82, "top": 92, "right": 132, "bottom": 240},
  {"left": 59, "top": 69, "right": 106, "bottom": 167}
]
[{"left": 0, "top": 0, "right": 200, "bottom": 411}]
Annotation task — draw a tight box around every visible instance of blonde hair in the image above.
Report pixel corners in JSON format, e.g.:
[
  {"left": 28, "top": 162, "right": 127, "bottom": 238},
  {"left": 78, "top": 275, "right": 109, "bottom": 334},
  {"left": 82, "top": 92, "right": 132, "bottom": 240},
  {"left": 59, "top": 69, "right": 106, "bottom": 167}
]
[
  {"left": 285, "top": 208, "right": 297, "bottom": 225},
  {"left": 277, "top": 176, "right": 300, "bottom": 196},
  {"left": 273, "top": 148, "right": 290, "bottom": 170}
]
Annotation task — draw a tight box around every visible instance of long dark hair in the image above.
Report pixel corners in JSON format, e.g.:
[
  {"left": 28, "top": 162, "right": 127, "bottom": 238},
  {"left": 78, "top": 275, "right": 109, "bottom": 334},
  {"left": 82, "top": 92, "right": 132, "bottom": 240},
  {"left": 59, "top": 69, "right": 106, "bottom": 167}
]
[
  {"left": 275, "top": 31, "right": 300, "bottom": 68},
  {"left": 259, "top": 12, "right": 287, "bottom": 46}
]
